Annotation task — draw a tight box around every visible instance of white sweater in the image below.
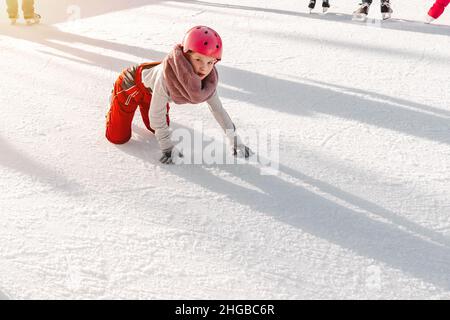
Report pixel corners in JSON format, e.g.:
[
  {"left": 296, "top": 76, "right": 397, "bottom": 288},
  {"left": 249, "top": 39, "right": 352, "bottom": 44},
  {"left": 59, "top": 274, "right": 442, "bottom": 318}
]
[{"left": 141, "top": 64, "right": 235, "bottom": 152}]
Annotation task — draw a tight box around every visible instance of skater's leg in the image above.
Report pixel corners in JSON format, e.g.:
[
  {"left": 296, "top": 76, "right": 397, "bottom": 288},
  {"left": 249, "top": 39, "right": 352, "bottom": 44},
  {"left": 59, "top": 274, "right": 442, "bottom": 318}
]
[
  {"left": 105, "top": 98, "right": 138, "bottom": 144},
  {"left": 22, "top": 0, "right": 34, "bottom": 19},
  {"left": 139, "top": 103, "right": 153, "bottom": 133},
  {"left": 428, "top": 0, "right": 450, "bottom": 19},
  {"left": 380, "top": 0, "right": 393, "bottom": 20},
  {"left": 6, "top": 0, "right": 18, "bottom": 19},
  {"left": 134, "top": 63, "right": 170, "bottom": 134},
  {"left": 139, "top": 101, "right": 170, "bottom": 133},
  {"left": 136, "top": 88, "right": 154, "bottom": 133},
  {"left": 22, "top": 0, "right": 40, "bottom": 25},
  {"left": 322, "top": 0, "right": 330, "bottom": 11},
  {"left": 105, "top": 77, "right": 140, "bottom": 144}
]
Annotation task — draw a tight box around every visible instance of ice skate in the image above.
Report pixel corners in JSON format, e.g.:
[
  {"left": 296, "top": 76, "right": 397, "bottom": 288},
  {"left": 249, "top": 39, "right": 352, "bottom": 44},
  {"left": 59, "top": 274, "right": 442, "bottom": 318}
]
[
  {"left": 381, "top": 1, "right": 393, "bottom": 20},
  {"left": 353, "top": 3, "right": 370, "bottom": 21},
  {"left": 322, "top": 0, "right": 330, "bottom": 14},
  {"left": 308, "top": 0, "right": 316, "bottom": 14},
  {"left": 424, "top": 15, "right": 435, "bottom": 24},
  {"left": 25, "top": 13, "right": 41, "bottom": 25}
]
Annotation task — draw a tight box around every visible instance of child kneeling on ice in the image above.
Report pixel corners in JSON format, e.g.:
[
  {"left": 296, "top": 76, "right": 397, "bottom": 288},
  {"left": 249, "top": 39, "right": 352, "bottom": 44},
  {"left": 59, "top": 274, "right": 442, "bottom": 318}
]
[
  {"left": 105, "top": 26, "right": 252, "bottom": 164},
  {"left": 426, "top": 0, "right": 449, "bottom": 23}
]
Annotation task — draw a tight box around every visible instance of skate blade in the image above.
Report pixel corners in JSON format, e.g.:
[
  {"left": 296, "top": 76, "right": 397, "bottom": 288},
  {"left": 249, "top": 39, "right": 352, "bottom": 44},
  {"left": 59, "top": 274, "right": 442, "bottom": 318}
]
[
  {"left": 424, "top": 15, "right": 435, "bottom": 24},
  {"left": 26, "top": 15, "right": 41, "bottom": 25},
  {"left": 26, "top": 20, "right": 40, "bottom": 25},
  {"left": 322, "top": 7, "right": 329, "bottom": 14},
  {"left": 381, "top": 13, "right": 392, "bottom": 20},
  {"left": 352, "top": 13, "right": 367, "bottom": 21}
]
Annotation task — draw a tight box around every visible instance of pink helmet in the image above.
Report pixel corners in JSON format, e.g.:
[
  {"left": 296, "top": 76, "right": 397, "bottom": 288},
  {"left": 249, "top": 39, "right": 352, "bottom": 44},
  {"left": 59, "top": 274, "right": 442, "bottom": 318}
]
[{"left": 182, "top": 26, "right": 223, "bottom": 60}]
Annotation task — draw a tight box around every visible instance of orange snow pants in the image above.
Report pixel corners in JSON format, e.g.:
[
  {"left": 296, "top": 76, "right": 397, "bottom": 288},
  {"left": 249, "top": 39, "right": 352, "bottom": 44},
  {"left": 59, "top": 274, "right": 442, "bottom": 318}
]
[{"left": 105, "top": 63, "right": 170, "bottom": 144}]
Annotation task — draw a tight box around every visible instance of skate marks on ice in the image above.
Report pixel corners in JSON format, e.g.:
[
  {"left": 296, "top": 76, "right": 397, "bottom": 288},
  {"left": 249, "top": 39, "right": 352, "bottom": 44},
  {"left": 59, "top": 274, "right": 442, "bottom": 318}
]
[
  {"left": 0, "top": 135, "right": 83, "bottom": 195},
  {"left": 166, "top": 0, "right": 450, "bottom": 37},
  {"left": 0, "top": 291, "right": 10, "bottom": 300},
  {"left": 0, "top": 285, "right": 11, "bottom": 300},
  {"left": 175, "top": 165, "right": 450, "bottom": 292},
  {"left": 357, "top": 16, "right": 450, "bottom": 37},
  {"left": 219, "top": 68, "right": 450, "bottom": 146},
  {"left": 119, "top": 123, "right": 450, "bottom": 293},
  {"left": 300, "top": 78, "right": 450, "bottom": 120},
  {"left": 0, "top": 25, "right": 165, "bottom": 73}
]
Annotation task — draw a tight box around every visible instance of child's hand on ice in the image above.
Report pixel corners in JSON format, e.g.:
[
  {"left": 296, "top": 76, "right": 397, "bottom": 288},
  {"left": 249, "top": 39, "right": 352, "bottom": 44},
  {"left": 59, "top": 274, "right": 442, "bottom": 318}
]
[
  {"left": 226, "top": 131, "right": 253, "bottom": 159},
  {"left": 228, "top": 135, "right": 253, "bottom": 158},
  {"left": 233, "top": 143, "right": 253, "bottom": 159},
  {"left": 159, "top": 147, "right": 183, "bottom": 164}
]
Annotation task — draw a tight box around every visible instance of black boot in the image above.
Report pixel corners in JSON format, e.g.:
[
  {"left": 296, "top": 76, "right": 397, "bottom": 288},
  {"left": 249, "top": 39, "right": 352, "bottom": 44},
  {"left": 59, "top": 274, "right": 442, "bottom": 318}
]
[
  {"left": 308, "top": 0, "right": 316, "bottom": 13},
  {"left": 380, "top": 1, "right": 393, "bottom": 20}
]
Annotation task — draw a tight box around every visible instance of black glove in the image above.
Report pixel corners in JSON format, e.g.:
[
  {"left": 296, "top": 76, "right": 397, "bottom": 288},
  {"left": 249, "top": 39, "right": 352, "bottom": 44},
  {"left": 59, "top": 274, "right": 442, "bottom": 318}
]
[
  {"left": 227, "top": 131, "right": 253, "bottom": 159},
  {"left": 233, "top": 143, "right": 253, "bottom": 158},
  {"left": 159, "top": 147, "right": 183, "bottom": 164},
  {"left": 226, "top": 124, "right": 253, "bottom": 159}
]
